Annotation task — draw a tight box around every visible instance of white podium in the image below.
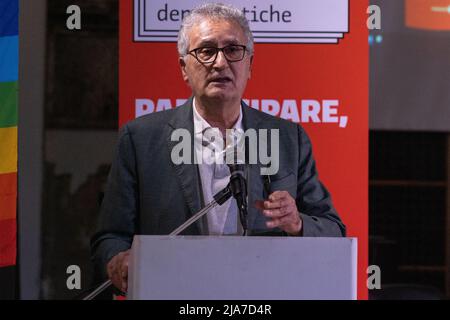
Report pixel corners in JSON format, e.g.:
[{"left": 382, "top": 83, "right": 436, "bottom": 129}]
[{"left": 128, "top": 235, "right": 357, "bottom": 300}]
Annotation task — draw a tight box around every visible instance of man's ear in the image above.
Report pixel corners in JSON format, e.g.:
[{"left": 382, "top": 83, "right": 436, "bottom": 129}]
[{"left": 179, "top": 57, "right": 189, "bottom": 83}]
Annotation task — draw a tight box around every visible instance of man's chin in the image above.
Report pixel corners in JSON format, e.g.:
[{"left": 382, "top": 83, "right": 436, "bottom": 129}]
[{"left": 204, "top": 90, "right": 234, "bottom": 101}]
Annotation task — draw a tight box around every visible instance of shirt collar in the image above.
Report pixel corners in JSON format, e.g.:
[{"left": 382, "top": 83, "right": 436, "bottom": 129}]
[{"left": 193, "top": 97, "right": 243, "bottom": 135}]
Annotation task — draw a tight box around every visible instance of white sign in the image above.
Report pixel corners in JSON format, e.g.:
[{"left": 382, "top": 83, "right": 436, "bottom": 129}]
[{"left": 134, "top": 0, "right": 349, "bottom": 44}]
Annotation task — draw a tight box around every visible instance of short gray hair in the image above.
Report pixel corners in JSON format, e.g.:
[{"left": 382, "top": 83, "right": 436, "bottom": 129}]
[{"left": 177, "top": 3, "right": 254, "bottom": 57}]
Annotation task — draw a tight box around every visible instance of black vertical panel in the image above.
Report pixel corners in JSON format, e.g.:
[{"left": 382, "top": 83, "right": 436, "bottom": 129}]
[
  {"left": 370, "top": 131, "right": 447, "bottom": 294},
  {"left": 370, "top": 131, "right": 446, "bottom": 181},
  {"left": 0, "top": 266, "right": 16, "bottom": 299}
]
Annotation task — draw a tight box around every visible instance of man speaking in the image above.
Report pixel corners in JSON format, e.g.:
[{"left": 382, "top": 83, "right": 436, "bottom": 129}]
[{"left": 91, "top": 3, "right": 345, "bottom": 294}]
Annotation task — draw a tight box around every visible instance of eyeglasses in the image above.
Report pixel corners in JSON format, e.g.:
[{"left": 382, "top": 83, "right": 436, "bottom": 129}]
[{"left": 188, "top": 45, "right": 247, "bottom": 64}]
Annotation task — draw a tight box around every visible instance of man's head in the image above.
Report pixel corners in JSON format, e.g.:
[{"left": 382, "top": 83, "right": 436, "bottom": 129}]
[{"left": 178, "top": 3, "right": 254, "bottom": 106}]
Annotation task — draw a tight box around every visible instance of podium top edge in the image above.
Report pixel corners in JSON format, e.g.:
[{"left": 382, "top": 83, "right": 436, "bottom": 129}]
[{"left": 132, "top": 235, "right": 357, "bottom": 242}]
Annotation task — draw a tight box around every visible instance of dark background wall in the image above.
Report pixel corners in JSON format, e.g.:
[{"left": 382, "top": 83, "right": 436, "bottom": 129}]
[
  {"left": 41, "top": 0, "right": 118, "bottom": 299},
  {"left": 19, "top": 0, "right": 46, "bottom": 300}
]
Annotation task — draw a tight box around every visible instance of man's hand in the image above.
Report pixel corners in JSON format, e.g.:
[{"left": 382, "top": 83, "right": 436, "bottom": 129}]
[
  {"left": 255, "top": 191, "right": 303, "bottom": 236},
  {"left": 106, "top": 249, "right": 130, "bottom": 293}
]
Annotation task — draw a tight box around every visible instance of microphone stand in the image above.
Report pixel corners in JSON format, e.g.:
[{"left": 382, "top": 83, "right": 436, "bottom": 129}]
[
  {"left": 83, "top": 182, "right": 242, "bottom": 300},
  {"left": 168, "top": 185, "right": 232, "bottom": 236},
  {"left": 228, "top": 163, "right": 249, "bottom": 236}
]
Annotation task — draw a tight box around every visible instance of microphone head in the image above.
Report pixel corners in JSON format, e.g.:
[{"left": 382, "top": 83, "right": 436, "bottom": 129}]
[{"left": 228, "top": 163, "right": 245, "bottom": 178}]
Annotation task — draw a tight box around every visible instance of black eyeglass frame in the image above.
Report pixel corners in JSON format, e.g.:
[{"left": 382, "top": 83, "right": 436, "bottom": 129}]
[{"left": 187, "top": 45, "right": 248, "bottom": 64}]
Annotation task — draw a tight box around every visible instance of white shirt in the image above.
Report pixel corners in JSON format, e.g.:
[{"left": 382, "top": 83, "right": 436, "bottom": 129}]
[{"left": 193, "top": 98, "right": 243, "bottom": 235}]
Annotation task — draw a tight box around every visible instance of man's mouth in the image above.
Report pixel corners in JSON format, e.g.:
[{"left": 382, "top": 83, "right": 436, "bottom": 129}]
[{"left": 209, "top": 76, "right": 232, "bottom": 84}]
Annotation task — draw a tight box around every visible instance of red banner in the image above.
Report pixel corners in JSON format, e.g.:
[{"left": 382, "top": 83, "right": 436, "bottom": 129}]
[
  {"left": 406, "top": 0, "right": 450, "bottom": 31},
  {"left": 120, "top": 0, "right": 368, "bottom": 299}
]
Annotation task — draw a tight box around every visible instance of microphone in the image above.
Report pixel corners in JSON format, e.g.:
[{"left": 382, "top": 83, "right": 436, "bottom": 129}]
[
  {"left": 223, "top": 134, "right": 249, "bottom": 235},
  {"left": 228, "top": 163, "right": 248, "bottom": 234}
]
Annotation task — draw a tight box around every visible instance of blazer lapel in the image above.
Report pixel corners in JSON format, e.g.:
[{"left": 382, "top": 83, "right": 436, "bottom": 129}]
[
  {"left": 242, "top": 103, "right": 266, "bottom": 233},
  {"left": 166, "top": 98, "right": 204, "bottom": 234}
]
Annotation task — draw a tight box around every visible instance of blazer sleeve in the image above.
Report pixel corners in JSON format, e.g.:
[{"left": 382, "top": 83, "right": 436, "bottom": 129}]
[
  {"left": 296, "top": 125, "right": 346, "bottom": 237},
  {"left": 90, "top": 124, "right": 138, "bottom": 280}
]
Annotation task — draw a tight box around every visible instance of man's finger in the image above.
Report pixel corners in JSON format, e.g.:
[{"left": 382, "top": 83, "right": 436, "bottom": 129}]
[
  {"left": 268, "top": 191, "right": 289, "bottom": 201},
  {"left": 254, "top": 200, "right": 265, "bottom": 210},
  {"left": 120, "top": 262, "right": 128, "bottom": 275},
  {"left": 113, "top": 273, "right": 122, "bottom": 291},
  {"left": 277, "top": 213, "right": 298, "bottom": 225},
  {"left": 121, "top": 280, "right": 127, "bottom": 293},
  {"left": 265, "top": 213, "right": 291, "bottom": 227},
  {"left": 266, "top": 218, "right": 281, "bottom": 228},
  {"left": 263, "top": 199, "right": 286, "bottom": 209},
  {"left": 256, "top": 199, "right": 283, "bottom": 211},
  {"left": 263, "top": 207, "right": 289, "bottom": 217},
  {"left": 266, "top": 213, "right": 297, "bottom": 228}
]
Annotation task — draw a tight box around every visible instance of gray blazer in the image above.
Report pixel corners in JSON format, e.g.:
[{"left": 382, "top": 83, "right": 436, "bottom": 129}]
[{"left": 91, "top": 97, "right": 345, "bottom": 279}]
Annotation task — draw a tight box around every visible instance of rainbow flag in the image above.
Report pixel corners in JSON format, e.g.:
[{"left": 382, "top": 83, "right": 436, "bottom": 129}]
[{"left": 0, "top": 0, "right": 18, "bottom": 273}]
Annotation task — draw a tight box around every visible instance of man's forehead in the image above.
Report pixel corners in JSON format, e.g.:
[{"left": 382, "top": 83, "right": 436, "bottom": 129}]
[
  {"left": 189, "top": 18, "right": 245, "bottom": 45},
  {"left": 196, "top": 34, "right": 241, "bottom": 45}
]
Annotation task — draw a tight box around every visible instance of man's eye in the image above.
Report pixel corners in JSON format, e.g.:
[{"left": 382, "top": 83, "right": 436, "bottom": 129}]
[
  {"left": 199, "top": 48, "right": 216, "bottom": 56},
  {"left": 225, "top": 46, "right": 237, "bottom": 53},
  {"left": 224, "top": 46, "right": 242, "bottom": 56}
]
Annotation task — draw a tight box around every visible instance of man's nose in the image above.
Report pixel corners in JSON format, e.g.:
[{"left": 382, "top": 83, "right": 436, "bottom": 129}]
[{"left": 213, "top": 50, "right": 229, "bottom": 69}]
